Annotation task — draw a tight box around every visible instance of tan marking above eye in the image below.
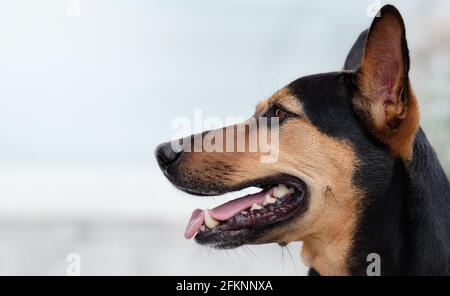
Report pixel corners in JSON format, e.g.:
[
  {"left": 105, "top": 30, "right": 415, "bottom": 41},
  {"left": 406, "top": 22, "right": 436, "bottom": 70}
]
[
  {"left": 255, "top": 88, "right": 304, "bottom": 117},
  {"left": 276, "top": 95, "right": 304, "bottom": 116}
]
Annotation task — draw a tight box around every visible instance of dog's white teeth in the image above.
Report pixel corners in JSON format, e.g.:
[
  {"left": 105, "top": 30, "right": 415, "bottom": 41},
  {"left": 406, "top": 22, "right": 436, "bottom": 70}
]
[
  {"left": 263, "top": 194, "right": 277, "bottom": 206},
  {"left": 204, "top": 210, "right": 219, "bottom": 229},
  {"left": 240, "top": 210, "right": 248, "bottom": 215},
  {"left": 200, "top": 225, "right": 206, "bottom": 232},
  {"left": 273, "top": 184, "right": 293, "bottom": 198},
  {"left": 250, "top": 203, "right": 263, "bottom": 212}
]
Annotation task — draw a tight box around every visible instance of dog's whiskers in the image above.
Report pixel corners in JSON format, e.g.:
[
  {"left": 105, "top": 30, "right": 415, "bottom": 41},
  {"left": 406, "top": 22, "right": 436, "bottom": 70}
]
[
  {"left": 285, "top": 245, "right": 298, "bottom": 275},
  {"left": 325, "top": 186, "right": 339, "bottom": 206}
]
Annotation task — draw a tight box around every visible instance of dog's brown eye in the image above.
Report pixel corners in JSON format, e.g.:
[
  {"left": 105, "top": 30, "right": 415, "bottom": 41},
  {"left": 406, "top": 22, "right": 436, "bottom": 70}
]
[{"left": 274, "top": 108, "right": 288, "bottom": 121}]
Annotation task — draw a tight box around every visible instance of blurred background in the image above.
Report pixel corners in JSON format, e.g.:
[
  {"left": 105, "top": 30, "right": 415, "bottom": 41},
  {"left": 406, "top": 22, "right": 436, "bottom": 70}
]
[{"left": 0, "top": 0, "right": 448, "bottom": 275}]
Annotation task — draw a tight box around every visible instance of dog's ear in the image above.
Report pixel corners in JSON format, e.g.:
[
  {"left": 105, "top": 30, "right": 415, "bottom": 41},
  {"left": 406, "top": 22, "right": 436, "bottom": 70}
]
[
  {"left": 343, "top": 29, "right": 368, "bottom": 70},
  {"left": 353, "top": 5, "right": 419, "bottom": 159}
]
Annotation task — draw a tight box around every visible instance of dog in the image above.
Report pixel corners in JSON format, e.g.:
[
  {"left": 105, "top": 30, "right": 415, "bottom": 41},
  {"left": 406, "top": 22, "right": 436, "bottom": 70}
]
[{"left": 155, "top": 5, "right": 450, "bottom": 275}]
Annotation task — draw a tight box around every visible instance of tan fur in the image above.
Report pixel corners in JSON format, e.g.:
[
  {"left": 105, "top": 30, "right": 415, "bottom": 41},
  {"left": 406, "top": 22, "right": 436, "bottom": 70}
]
[
  {"left": 387, "top": 85, "right": 420, "bottom": 159},
  {"left": 180, "top": 89, "right": 360, "bottom": 275},
  {"left": 256, "top": 88, "right": 304, "bottom": 116},
  {"left": 257, "top": 120, "right": 360, "bottom": 275},
  {"left": 355, "top": 79, "right": 420, "bottom": 160}
]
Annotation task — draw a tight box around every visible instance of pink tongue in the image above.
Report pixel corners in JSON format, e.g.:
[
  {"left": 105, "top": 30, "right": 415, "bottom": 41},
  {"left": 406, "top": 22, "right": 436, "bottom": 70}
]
[
  {"left": 209, "top": 190, "right": 269, "bottom": 220},
  {"left": 184, "top": 209, "right": 204, "bottom": 239},
  {"left": 184, "top": 189, "right": 270, "bottom": 239}
]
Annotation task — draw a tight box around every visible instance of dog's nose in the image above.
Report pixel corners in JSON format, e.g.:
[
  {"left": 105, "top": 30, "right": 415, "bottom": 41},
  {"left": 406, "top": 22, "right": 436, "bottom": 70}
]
[{"left": 155, "top": 142, "right": 182, "bottom": 170}]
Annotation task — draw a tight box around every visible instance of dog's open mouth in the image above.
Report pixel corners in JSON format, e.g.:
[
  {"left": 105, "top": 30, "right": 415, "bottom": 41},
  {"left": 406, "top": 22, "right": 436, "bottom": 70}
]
[{"left": 183, "top": 176, "right": 308, "bottom": 248}]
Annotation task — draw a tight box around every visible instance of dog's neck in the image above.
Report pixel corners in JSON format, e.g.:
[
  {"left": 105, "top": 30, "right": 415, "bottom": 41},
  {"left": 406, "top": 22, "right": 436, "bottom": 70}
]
[
  {"left": 402, "top": 128, "right": 450, "bottom": 274},
  {"left": 347, "top": 128, "right": 450, "bottom": 275}
]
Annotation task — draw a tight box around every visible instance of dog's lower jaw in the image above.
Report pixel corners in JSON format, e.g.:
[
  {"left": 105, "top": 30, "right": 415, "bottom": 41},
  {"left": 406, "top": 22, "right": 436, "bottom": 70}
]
[{"left": 300, "top": 232, "right": 354, "bottom": 276}]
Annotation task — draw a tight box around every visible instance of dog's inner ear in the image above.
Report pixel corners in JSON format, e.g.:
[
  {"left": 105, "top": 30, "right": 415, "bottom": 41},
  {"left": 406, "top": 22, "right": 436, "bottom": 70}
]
[{"left": 354, "top": 5, "right": 419, "bottom": 159}]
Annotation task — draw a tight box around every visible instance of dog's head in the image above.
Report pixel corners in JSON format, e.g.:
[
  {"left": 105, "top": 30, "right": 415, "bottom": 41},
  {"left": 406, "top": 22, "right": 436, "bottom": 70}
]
[{"left": 156, "top": 5, "right": 420, "bottom": 274}]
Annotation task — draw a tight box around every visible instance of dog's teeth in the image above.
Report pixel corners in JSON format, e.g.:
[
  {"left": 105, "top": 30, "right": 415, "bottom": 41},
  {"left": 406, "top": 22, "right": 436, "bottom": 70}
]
[
  {"left": 240, "top": 210, "right": 248, "bottom": 215},
  {"left": 204, "top": 210, "right": 219, "bottom": 229},
  {"left": 273, "top": 184, "right": 292, "bottom": 198},
  {"left": 200, "top": 225, "right": 206, "bottom": 232},
  {"left": 250, "top": 203, "right": 263, "bottom": 212},
  {"left": 263, "top": 194, "right": 277, "bottom": 206}
]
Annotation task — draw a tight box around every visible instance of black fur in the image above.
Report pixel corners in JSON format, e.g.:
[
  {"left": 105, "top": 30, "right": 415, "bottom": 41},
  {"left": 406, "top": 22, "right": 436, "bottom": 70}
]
[
  {"left": 404, "top": 129, "right": 450, "bottom": 274},
  {"left": 287, "top": 69, "right": 450, "bottom": 276},
  {"left": 291, "top": 6, "right": 450, "bottom": 275},
  {"left": 349, "top": 129, "right": 450, "bottom": 275},
  {"left": 343, "top": 29, "right": 368, "bottom": 71}
]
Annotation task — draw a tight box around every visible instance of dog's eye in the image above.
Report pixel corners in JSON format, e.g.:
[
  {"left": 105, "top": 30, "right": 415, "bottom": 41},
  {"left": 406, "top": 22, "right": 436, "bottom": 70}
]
[
  {"left": 262, "top": 105, "right": 291, "bottom": 124},
  {"left": 274, "top": 108, "right": 288, "bottom": 122}
]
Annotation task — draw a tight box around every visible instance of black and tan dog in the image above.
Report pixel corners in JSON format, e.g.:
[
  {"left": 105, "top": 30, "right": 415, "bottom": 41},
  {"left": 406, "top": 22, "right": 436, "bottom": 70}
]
[{"left": 156, "top": 5, "right": 450, "bottom": 275}]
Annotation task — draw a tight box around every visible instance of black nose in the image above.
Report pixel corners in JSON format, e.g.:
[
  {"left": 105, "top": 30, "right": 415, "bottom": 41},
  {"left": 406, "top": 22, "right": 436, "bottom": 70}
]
[{"left": 155, "top": 141, "right": 182, "bottom": 170}]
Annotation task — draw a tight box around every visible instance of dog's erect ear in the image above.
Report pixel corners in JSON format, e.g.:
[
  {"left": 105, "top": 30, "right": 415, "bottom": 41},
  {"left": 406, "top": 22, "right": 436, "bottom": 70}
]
[
  {"left": 353, "top": 5, "right": 419, "bottom": 159},
  {"left": 343, "top": 29, "right": 368, "bottom": 70}
]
